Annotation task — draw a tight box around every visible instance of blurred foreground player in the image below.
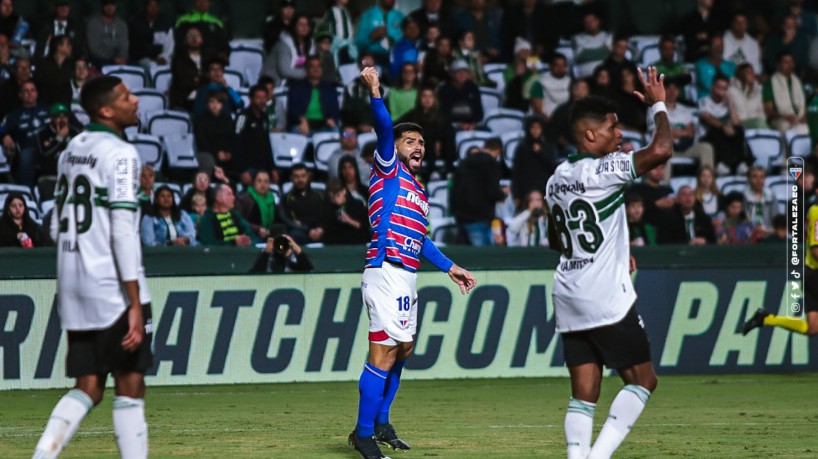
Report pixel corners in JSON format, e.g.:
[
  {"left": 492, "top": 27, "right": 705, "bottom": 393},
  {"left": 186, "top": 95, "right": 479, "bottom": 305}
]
[
  {"left": 743, "top": 201, "right": 818, "bottom": 336},
  {"left": 349, "top": 66, "right": 477, "bottom": 459},
  {"left": 33, "top": 76, "right": 152, "bottom": 459},
  {"left": 545, "top": 67, "right": 673, "bottom": 459}
]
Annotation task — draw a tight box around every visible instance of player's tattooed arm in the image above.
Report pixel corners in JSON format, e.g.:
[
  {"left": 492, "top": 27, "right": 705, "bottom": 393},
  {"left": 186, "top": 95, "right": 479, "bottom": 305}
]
[{"left": 632, "top": 66, "right": 673, "bottom": 177}]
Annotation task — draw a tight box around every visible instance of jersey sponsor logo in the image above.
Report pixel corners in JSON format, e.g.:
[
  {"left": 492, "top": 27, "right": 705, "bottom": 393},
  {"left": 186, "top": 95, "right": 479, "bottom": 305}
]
[
  {"left": 405, "top": 191, "right": 429, "bottom": 216},
  {"left": 115, "top": 158, "right": 131, "bottom": 199},
  {"left": 402, "top": 237, "right": 421, "bottom": 255},
  {"left": 595, "top": 158, "right": 631, "bottom": 175},
  {"left": 64, "top": 152, "right": 98, "bottom": 168},
  {"left": 558, "top": 257, "right": 594, "bottom": 272},
  {"left": 547, "top": 180, "right": 586, "bottom": 197}
]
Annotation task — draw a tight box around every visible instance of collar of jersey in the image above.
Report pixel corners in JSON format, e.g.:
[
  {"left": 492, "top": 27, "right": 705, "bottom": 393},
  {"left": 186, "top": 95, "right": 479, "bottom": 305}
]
[
  {"left": 86, "top": 123, "right": 124, "bottom": 139},
  {"left": 567, "top": 152, "right": 596, "bottom": 163}
]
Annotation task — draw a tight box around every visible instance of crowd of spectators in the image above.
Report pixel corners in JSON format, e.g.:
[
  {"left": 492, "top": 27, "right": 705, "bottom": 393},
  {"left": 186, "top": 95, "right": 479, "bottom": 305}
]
[{"left": 1, "top": 0, "right": 818, "bottom": 255}]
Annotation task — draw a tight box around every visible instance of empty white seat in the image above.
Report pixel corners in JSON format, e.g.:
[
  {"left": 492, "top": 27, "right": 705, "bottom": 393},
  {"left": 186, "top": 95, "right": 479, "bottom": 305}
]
[
  {"left": 483, "top": 108, "right": 525, "bottom": 135},
  {"left": 479, "top": 87, "right": 502, "bottom": 113},
  {"left": 103, "top": 65, "right": 148, "bottom": 90},
  {"left": 224, "top": 67, "right": 246, "bottom": 89},
  {"left": 745, "top": 129, "right": 784, "bottom": 171},
  {"left": 146, "top": 110, "right": 192, "bottom": 136},
  {"left": 151, "top": 65, "right": 172, "bottom": 94},
  {"left": 229, "top": 46, "right": 264, "bottom": 86},
  {"left": 338, "top": 63, "right": 360, "bottom": 87},
  {"left": 269, "top": 132, "right": 309, "bottom": 169},
  {"left": 500, "top": 130, "right": 525, "bottom": 170},
  {"left": 311, "top": 132, "right": 341, "bottom": 172},
  {"left": 455, "top": 130, "right": 494, "bottom": 160},
  {"left": 162, "top": 133, "right": 198, "bottom": 169},
  {"left": 128, "top": 133, "right": 164, "bottom": 169},
  {"left": 133, "top": 89, "right": 167, "bottom": 125}
]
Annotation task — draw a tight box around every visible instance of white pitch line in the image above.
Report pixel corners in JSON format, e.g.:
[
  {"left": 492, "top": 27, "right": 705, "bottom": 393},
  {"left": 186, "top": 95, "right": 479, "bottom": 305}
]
[{"left": 488, "top": 422, "right": 801, "bottom": 429}]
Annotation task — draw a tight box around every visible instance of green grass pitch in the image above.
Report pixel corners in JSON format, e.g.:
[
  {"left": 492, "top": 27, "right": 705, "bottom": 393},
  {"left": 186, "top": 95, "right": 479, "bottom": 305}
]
[{"left": 1, "top": 374, "right": 815, "bottom": 458}]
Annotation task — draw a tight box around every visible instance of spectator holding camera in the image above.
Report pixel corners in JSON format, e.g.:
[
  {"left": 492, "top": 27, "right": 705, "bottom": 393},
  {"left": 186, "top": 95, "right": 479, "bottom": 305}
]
[
  {"left": 140, "top": 185, "right": 198, "bottom": 247},
  {"left": 250, "top": 233, "right": 314, "bottom": 274},
  {"left": 506, "top": 189, "right": 548, "bottom": 247},
  {"left": 198, "top": 184, "right": 259, "bottom": 247},
  {"left": 36, "top": 103, "right": 80, "bottom": 178}
]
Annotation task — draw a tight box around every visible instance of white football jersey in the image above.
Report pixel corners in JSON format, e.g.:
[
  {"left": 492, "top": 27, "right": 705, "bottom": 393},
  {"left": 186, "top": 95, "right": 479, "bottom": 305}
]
[
  {"left": 545, "top": 151, "right": 638, "bottom": 332},
  {"left": 54, "top": 127, "right": 150, "bottom": 331}
]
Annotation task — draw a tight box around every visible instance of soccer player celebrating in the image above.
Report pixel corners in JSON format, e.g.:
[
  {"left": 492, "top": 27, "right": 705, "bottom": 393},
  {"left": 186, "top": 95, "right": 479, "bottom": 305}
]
[
  {"left": 33, "top": 76, "right": 152, "bottom": 459},
  {"left": 349, "top": 66, "right": 477, "bottom": 459},
  {"left": 742, "top": 200, "right": 818, "bottom": 336},
  {"left": 545, "top": 67, "right": 672, "bottom": 459}
]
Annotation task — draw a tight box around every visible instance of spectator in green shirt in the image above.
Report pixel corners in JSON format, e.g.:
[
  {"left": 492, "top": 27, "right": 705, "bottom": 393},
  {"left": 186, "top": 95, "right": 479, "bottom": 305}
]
[
  {"left": 386, "top": 63, "right": 418, "bottom": 121},
  {"left": 651, "top": 35, "right": 690, "bottom": 83},
  {"left": 198, "top": 184, "right": 259, "bottom": 247}
]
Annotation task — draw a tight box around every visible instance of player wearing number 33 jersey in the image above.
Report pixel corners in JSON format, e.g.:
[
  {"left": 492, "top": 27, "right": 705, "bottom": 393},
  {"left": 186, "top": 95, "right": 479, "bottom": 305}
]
[
  {"left": 545, "top": 150, "right": 637, "bottom": 333},
  {"left": 53, "top": 123, "right": 150, "bottom": 330}
]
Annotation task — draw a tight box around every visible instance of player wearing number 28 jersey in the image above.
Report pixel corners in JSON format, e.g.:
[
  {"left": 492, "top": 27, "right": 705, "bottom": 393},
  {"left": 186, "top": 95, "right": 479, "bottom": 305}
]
[
  {"left": 33, "top": 76, "right": 151, "bottom": 459},
  {"left": 545, "top": 67, "right": 673, "bottom": 459}
]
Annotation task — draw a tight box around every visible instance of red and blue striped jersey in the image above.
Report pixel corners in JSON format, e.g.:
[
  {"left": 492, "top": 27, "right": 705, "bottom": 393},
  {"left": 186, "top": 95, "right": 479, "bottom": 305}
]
[{"left": 365, "top": 97, "right": 453, "bottom": 274}]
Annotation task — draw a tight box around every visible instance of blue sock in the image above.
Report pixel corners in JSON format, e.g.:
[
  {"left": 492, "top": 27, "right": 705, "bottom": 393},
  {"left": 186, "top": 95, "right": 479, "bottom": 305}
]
[
  {"left": 356, "top": 363, "right": 388, "bottom": 438},
  {"left": 377, "top": 359, "right": 406, "bottom": 425}
]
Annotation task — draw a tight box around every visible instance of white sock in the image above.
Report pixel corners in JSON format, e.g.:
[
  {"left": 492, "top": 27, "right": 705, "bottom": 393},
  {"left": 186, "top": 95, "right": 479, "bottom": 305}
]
[
  {"left": 565, "top": 397, "right": 596, "bottom": 459},
  {"left": 587, "top": 385, "right": 651, "bottom": 459},
  {"left": 113, "top": 396, "right": 148, "bottom": 459},
  {"left": 32, "top": 389, "right": 93, "bottom": 459}
]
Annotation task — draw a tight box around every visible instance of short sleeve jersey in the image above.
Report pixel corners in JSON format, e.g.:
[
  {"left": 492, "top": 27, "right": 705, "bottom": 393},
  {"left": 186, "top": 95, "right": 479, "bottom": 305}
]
[
  {"left": 545, "top": 151, "right": 638, "bottom": 332},
  {"left": 54, "top": 125, "right": 148, "bottom": 330}
]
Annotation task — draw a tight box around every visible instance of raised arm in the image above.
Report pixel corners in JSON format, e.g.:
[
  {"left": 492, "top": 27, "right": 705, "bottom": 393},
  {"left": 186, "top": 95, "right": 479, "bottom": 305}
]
[
  {"left": 361, "top": 67, "right": 397, "bottom": 173},
  {"left": 632, "top": 66, "right": 673, "bottom": 177}
]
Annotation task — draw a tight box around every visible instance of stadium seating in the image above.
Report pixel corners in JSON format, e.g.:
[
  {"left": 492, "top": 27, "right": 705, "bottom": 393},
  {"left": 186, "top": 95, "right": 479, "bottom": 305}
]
[
  {"left": 103, "top": 65, "right": 148, "bottom": 90},
  {"left": 133, "top": 89, "right": 167, "bottom": 125},
  {"left": 151, "top": 65, "right": 172, "bottom": 94},
  {"left": 455, "top": 130, "right": 494, "bottom": 160},
  {"left": 269, "top": 132, "right": 309, "bottom": 169},
  {"left": 146, "top": 110, "right": 192, "bottom": 136},
  {"left": 767, "top": 175, "right": 790, "bottom": 215},
  {"left": 745, "top": 129, "right": 784, "bottom": 171},
  {"left": 483, "top": 108, "right": 525, "bottom": 135},
  {"left": 483, "top": 63, "right": 507, "bottom": 94},
  {"left": 224, "top": 67, "right": 246, "bottom": 89},
  {"left": 0, "top": 146, "right": 10, "bottom": 175},
  {"left": 716, "top": 175, "right": 747, "bottom": 195},
  {"left": 620, "top": 129, "right": 645, "bottom": 150},
  {"left": 786, "top": 130, "right": 812, "bottom": 158},
  {"left": 237, "top": 88, "right": 250, "bottom": 109},
  {"left": 0, "top": 183, "right": 35, "bottom": 204},
  {"left": 479, "top": 87, "right": 503, "bottom": 113},
  {"left": 500, "top": 130, "right": 525, "bottom": 170},
  {"left": 229, "top": 44, "right": 264, "bottom": 86},
  {"left": 128, "top": 133, "right": 164, "bottom": 170},
  {"left": 670, "top": 175, "right": 697, "bottom": 193},
  {"left": 357, "top": 131, "right": 377, "bottom": 152},
  {"left": 71, "top": 104, "right": 89, "bottom": 126},
  {"left": 427, "top": 197, "right": 447, "bottom": 218},
  {"left": 162, "top": 133, "right": 199, "bottom": 170},
  {"left": 311, "top": 132, "right": 341, "bottom": 172},
  {"left": 426, "top": 179, "right": 448, "bottom": 201},
  {"left": 338, "top": 63, "right": 359, "bottom": 87},
  {"left": 430, "top": 216, "right": 458, "bottom": 245}
]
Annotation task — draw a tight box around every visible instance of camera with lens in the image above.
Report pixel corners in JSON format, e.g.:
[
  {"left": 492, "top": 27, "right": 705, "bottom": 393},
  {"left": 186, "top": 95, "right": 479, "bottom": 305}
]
[
  {"left": 530, "top": 207, "right": 544, "bottom": 219},
  {"left": 273, "top": 235, "right": 290, "bottom": 255}
]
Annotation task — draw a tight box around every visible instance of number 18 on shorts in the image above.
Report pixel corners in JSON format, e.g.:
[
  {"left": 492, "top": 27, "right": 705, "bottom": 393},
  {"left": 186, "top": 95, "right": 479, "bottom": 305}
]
[{"left": 362, "top": 262, "right": 418, "bottom": 345}]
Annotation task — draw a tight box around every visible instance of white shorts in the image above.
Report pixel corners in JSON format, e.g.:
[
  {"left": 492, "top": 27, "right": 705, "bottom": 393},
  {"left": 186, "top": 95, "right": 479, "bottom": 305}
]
[{"left": 362, "top": 262, "right": 418, "bottom": 345}]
